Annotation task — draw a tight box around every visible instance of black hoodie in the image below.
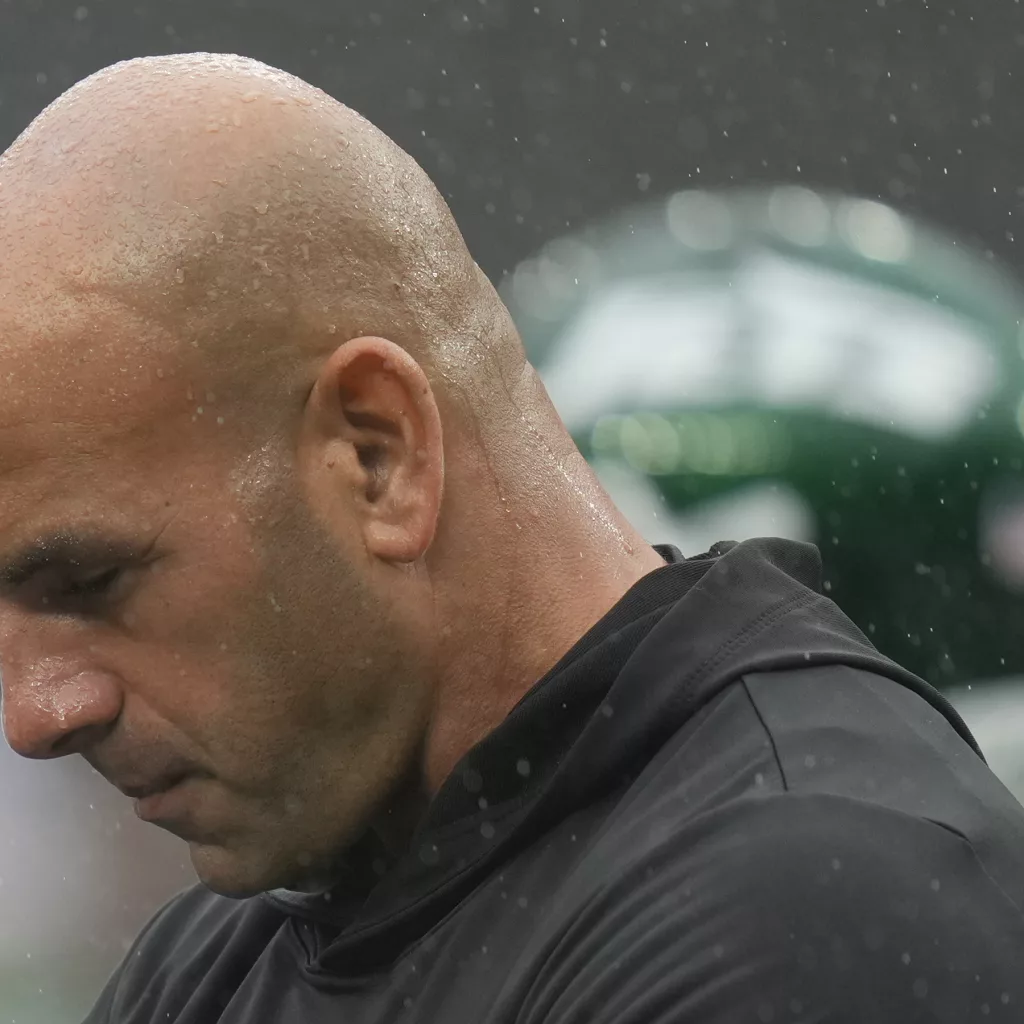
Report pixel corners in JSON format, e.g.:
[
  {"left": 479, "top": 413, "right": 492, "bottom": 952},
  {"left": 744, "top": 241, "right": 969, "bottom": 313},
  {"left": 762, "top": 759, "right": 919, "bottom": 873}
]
[{"left": 85, "top": 539, "right": 1024, "bottom": 1023}]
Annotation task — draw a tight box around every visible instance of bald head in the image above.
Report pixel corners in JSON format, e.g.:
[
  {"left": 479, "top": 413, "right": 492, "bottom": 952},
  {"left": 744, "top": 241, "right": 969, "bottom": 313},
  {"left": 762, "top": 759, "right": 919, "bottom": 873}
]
[
  {"left": 0, "top": 55, "right": 662, "bottom": 897},
  {"left": 0, "top": 53, "right": 521, "bottom": 422}
]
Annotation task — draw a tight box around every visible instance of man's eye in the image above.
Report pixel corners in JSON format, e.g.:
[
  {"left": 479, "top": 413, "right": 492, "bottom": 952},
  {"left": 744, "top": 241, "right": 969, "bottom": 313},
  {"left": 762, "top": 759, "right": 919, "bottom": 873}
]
[{"left": 63, "top": 567, "right": 122, "bottom": 599}]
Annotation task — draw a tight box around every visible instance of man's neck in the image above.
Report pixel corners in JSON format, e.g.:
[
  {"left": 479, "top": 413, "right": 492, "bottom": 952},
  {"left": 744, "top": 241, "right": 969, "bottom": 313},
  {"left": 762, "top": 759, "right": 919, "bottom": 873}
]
[{"left": 422, "top": 503, "right": 667, "bottom": 796}]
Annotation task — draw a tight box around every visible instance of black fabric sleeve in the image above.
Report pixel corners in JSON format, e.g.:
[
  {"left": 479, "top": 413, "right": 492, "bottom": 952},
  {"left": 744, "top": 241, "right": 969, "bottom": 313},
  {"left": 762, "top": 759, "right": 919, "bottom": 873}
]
[{"left": 521, "top": 794, "right": 1024, "bottom": 1024}]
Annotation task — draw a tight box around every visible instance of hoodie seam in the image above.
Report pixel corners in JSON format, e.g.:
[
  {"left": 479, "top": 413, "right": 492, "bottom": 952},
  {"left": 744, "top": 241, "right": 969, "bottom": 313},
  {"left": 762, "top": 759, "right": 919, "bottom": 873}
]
[
  {"left": 683, "top": 590, "right": 819, "bottom": 698},
  {"left": 740, "top": 675, "right": 791, "bottom": 792}
]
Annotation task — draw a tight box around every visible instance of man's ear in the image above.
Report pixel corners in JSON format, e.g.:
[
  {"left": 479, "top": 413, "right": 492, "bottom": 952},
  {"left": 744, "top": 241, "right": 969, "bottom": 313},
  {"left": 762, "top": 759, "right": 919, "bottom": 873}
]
[{"left": 299, "top": 336, "right": 444, "bottom": 563}]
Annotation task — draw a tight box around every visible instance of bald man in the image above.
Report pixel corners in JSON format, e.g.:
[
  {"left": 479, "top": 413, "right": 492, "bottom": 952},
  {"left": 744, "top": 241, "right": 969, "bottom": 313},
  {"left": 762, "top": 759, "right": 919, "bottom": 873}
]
[{"left": 2, "top": 54, "right": 1023, "bottom": 1024}]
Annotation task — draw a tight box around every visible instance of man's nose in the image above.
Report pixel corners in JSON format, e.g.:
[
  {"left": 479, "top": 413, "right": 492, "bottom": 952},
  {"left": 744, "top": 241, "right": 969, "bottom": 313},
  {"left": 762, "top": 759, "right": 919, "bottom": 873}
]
[{"left": 1, "top": 667, "right": 122, "bottom": 759}]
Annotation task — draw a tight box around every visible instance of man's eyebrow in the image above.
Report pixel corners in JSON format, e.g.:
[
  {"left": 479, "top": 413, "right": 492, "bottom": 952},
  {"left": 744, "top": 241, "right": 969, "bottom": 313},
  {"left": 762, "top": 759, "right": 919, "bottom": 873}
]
[{"left": 0, "top": 531, "right": 141, "bottom": 588}]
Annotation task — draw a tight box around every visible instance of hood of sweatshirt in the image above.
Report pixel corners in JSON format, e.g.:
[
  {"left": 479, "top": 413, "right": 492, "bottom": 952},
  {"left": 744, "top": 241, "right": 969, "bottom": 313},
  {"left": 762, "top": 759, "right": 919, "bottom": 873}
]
[{"left": 263, "top": 537, "right": 982, "bottom": 975}]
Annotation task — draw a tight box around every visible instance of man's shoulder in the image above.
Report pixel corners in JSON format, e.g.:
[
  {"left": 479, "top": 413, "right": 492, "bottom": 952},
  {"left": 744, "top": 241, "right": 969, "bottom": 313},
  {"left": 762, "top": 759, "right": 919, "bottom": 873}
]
[
  {"left": 585, "top": 780, "right": 985, "bottom": 912},
  {"left": 524, "top": 661, "right": 1024, "bottom": 1022},
  {"left": 593, "top": 660, "right": 1024, "bottom": 889},
  {"left": 533, "top": 790, "right": 1024, "bottom": 1023},
  {"left": 630, "top": 659, "right": 1022, "bottom": 835}
]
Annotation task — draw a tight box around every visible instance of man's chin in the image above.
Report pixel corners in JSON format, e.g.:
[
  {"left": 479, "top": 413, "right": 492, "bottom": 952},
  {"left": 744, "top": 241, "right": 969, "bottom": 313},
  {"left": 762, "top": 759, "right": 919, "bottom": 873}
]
[
  {"left": 187, "top": 841, "right": 284, "bottom": 898},
  {"left": 187, "top": 839, "right": 338, "bottom": 898}
]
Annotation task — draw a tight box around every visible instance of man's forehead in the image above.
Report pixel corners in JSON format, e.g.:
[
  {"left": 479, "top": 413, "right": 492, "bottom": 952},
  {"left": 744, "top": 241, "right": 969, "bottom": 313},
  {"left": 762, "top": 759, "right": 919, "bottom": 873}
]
[
  {"left": 0, "top": 289, "right": 210, "bottom": 512},
  {"left": 0, "top": 280, "right": 174, "bottom": 392}
]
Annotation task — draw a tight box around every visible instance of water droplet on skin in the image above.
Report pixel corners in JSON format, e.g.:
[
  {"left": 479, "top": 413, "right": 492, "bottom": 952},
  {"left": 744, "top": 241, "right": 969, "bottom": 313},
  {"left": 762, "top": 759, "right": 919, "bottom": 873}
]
[
  {"left": 241, "top": 92, "right": 260, "bottom": 103},
  {"left": 213, "top": 231, "right": 224, "bottom": 244},
  {"left": 254, "top": 201, "right": 269, "bottom": 215},
  {"left": 216, "top": 416, "right": 225, "bottom": 426},
  {"left": 155, "top": 368, "right": 164, "bottom": 379},
  {"left": 175, "top": 268, "right": 185, "bottom": 284},
  {"left": 327, "top": 324, "right": 337, "bottom": 334}
]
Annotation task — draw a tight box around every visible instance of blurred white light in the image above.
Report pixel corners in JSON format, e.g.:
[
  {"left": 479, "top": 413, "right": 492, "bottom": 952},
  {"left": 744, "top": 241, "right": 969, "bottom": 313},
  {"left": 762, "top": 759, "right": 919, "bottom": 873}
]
[
  {"left": 666, "top": 191, "right": 734, "bottom": 251},
  {"left": 541, "top": 253, "right": 996, "bottom": 440},
  {"left": 840, "top": 198, "right": 911, "bottom": 263},
  {"left": 767, "top": 186, "right": 831, "bottom": 246},
  {"left": 980, "top": 486, "right": 1024, "bottom": 591}
]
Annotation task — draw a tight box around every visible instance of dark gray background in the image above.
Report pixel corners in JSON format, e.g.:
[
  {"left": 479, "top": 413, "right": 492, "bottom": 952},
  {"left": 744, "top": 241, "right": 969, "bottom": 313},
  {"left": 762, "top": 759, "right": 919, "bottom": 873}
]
[{"left": 2, "top": 0, "right": 1022, "bottom": 284}]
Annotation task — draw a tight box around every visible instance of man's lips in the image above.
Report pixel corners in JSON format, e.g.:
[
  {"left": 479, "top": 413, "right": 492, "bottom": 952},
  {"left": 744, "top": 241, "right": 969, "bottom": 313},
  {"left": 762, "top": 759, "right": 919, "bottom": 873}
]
[
  {"left": 116, "top": 771, "right": 189, "bottom": 800},
  {"left": 132, "top": 774, "right": 196, "bottom": 824}
]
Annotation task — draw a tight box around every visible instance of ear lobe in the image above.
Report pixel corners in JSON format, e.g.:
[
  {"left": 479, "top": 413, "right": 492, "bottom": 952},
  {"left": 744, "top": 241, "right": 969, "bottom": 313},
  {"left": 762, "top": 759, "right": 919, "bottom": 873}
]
[{"left": 307, "top": 337, "right": 444, "bottom": 564}]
